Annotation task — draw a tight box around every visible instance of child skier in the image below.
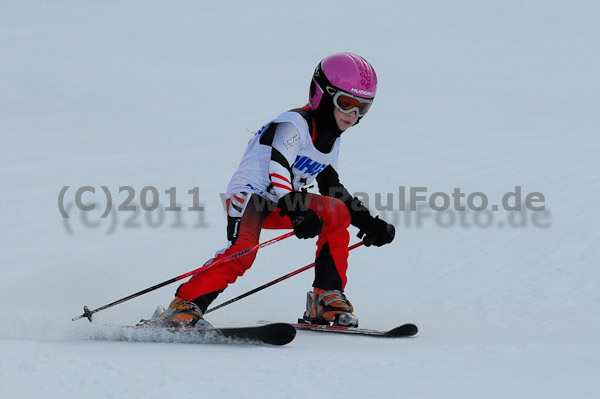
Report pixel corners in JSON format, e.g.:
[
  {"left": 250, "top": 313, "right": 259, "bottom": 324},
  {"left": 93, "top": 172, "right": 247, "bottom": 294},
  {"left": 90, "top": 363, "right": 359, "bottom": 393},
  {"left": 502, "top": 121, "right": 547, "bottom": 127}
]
[{"left": 156, "top": 52, "right": 395, "bottom": 328}]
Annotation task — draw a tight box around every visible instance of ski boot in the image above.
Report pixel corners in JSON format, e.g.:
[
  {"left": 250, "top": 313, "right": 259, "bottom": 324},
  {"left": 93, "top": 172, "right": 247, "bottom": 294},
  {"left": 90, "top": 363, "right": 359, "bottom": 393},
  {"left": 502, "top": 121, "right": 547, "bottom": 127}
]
[
  {"left": 301, "top": 288, "right": 359, "bottom": 327},
  {"left": 151, "top": 296, "right": 212, "bottom": 328}
]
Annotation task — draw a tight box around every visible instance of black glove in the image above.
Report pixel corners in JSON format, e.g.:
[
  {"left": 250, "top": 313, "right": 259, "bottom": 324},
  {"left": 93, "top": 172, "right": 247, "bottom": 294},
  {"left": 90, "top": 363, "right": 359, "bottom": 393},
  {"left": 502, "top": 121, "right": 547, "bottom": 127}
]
[
  {"left": 357, "top": 216, "right": 395, "bottom": 247},
  {"left": 344, "top": 197, "right": 395, "bottom": 247},
  {"left": 357, "top": 216, "right": 396, "bottom": 247},
  {"left": 278, "top": 192, "right": 324, "bottom": 239}
]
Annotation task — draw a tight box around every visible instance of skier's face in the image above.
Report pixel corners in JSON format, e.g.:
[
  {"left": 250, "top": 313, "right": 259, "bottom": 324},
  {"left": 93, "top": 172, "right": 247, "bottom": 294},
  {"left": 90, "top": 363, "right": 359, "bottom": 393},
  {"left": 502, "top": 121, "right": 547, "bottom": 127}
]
[{"left": 333, "top": 108, "right": 358, "bottom": 132}]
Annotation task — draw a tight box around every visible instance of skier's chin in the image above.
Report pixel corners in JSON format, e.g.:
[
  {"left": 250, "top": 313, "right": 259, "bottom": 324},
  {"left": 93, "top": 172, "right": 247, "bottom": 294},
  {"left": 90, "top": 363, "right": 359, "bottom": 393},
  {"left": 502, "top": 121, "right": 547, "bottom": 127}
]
[{"left": 336, "top": 119, "right": 354, "bottom": 132}]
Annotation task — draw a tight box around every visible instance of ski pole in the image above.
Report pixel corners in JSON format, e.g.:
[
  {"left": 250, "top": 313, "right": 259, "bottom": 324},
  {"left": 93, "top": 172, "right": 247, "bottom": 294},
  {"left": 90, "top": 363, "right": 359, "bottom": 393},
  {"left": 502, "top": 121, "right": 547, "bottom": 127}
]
[
  {"left": 205, "top": 241, "right": 364, "bottom": 314},
  {"left": 72, "top": 231, "right": 295, "bottom": 322}
]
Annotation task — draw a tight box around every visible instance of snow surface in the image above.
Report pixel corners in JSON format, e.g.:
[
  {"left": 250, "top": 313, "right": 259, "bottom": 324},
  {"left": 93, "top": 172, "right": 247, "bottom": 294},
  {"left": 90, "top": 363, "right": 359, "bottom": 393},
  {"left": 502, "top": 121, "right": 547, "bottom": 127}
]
[{"left": 1, "top": 0, "right": 599, "bottom": 398}]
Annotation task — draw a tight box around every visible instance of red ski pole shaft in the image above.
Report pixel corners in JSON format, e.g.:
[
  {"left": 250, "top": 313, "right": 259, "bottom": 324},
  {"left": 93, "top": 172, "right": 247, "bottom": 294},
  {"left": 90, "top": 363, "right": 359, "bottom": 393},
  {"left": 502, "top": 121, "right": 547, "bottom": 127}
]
[
  {"left": 72, "top": 231, "right": 295, "bottom": 322},
  {"left": 205, "top": 241, "right": 364, "bottom": 314},
  {"left": 175, "top": 231, "right": 295, "bottom": 281}
]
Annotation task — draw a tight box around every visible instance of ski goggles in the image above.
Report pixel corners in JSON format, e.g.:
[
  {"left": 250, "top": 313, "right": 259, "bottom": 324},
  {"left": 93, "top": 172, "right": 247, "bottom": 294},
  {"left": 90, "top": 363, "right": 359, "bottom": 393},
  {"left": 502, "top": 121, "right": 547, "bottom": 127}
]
[{"left": 327, "top": 86, "right": 373, "bottom": 117}]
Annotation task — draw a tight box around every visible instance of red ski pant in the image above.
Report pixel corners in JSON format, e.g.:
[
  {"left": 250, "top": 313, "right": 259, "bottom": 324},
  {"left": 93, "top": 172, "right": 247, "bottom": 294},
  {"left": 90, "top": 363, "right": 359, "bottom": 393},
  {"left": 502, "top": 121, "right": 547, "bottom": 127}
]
[{"left": 177, "top": 193, "right": 351, "bottom": 303}]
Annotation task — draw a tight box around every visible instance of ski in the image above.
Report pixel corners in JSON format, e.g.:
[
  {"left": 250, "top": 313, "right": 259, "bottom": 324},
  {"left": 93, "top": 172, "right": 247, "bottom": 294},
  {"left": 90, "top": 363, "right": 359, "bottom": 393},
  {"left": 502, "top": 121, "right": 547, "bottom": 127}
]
[
  {"left": 90, "top": 322, "right": 296, "bottom": 346},
  {"left": 260, "top": 320, "right": 418, "bottom": 338},
  {"left": 294, "top": 322, "right": 417, "bottom": 337},
  {"left": 87, "top": 305, "right": 296, "bottom": 345}
]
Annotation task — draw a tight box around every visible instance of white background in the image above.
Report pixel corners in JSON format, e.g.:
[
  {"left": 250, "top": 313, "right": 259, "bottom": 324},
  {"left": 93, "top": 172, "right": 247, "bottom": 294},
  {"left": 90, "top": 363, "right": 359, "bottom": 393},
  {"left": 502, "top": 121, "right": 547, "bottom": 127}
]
[{"left": 1, "top": 1, "right": 599, "bottom": 398}]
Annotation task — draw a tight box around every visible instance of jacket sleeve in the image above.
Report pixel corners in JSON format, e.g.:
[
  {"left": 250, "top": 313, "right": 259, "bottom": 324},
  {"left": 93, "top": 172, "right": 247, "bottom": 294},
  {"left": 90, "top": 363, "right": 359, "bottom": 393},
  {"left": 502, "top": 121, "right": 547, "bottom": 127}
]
[
  {"left": 259, "top": 122, "right": 303, "bottom": 200},
  {"left": 316, "top": 165, "right": 374, "bottom": 230},
  {"left": 316, "top": 165, "right": 351, "bottom": 201}
]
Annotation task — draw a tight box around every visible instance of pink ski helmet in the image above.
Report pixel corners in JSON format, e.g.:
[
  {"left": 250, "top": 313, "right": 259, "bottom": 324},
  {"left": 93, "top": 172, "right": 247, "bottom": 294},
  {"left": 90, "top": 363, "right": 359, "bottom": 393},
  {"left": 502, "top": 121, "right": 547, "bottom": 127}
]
[{"left": 309, "top": 52, "right": 377, "bottom": 112}]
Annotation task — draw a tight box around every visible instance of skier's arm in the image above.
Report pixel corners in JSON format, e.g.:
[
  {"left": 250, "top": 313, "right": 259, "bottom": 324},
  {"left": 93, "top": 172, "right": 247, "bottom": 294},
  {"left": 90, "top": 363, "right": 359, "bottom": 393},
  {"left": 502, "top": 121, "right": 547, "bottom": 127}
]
[
  {"left": 260, "top": 122, "right": 301, "bottom": 199},
  {"left": 316, "top": 165, "right": 352, "bottom": 202},
  {"left": 316, "top": 165, "right": 395, "bottom": 247},
  {"left": 260, "top": 122, "right": 323, "bottom": 239},
  {"left": 316, "top": 165, "right": 369, "bottom": 226}
]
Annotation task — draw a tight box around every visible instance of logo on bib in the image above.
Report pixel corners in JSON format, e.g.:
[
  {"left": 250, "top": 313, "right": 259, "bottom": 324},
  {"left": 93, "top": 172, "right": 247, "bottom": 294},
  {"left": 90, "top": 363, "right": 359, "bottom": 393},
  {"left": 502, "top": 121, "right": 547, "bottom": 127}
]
[
  {"left": 294, "top": 156, "right": 327, "bottom": 176},
  {"left": 283, "top": 134, "right": 300, "bottom": 150}
]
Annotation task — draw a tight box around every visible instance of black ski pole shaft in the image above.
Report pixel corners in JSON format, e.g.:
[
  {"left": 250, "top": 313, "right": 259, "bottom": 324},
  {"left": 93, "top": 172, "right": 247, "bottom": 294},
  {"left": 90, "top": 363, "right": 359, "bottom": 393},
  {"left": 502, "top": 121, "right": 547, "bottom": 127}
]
[
  {"left": 72, "top": 231, "right": 295, "bottom": 322},
  {"left": 205, "top": 241, "right": 364, "bottom": 314},
  {"left": 71, "top": 278, "right": 178, "bottom": 322}
]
